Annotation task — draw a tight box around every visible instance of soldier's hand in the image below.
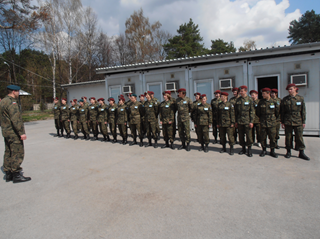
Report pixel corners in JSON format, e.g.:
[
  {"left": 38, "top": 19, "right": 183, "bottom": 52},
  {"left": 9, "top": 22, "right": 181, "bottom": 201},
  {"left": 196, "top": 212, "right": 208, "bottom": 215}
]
[
  {"left": 105, "top": 122, "right": 107, "bottom": 125},
  {"left": 20, "top": 134, "right": 27, "bottom": 140},
  {"left": 281, "top": 124, "right": 285, "bottom": 129},
  {"left": 235, "top": 123, "right": 238, "bottom": 128},
  {"left": 169, "top": 121, "right": 172, "bottom": 124},
  {"left": 217, "top": 125, "right": 219, "bottom": 128},
  {"left": 125, "top": 123, "right": 127, "bottom": 126},
  {"left": 231, "top": 124, "right": 234, "bottom": 128},
  {"left": 249, "top": 123, "right": 253, "bottom": 128},
  {"left": 209, "top": 125, "right": 211, "bottom": 128},
  {"left": 195, "top": 124, "right": 197, "bottom": 127},
  {"left": 68, "top": 120, "right": 70, "bottom": 122},
  {"left": 160, "top": 121, "right": 162, "bottom": 125},
  {"left": 303, "top": 124, "right": 306, "bottom": 129}
]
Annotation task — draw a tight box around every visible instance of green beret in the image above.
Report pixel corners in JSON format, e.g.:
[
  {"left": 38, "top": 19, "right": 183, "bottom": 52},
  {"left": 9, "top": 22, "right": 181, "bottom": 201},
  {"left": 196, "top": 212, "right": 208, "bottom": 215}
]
[
  {"left": 79, "top": 99, "right": 84, "bottom": 102},
  {"left": 7, "top": 85, "right": 21, "bottom": 91},
  {"left": 131, "top": 93, "right": 137, "bottom": 97}
]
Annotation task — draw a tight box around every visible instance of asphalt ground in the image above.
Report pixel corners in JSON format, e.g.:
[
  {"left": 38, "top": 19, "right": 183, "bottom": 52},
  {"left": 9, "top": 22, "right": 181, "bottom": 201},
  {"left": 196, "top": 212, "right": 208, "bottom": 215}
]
[{"left": 0, "top": 120, "right": 319, "bottom": 239}]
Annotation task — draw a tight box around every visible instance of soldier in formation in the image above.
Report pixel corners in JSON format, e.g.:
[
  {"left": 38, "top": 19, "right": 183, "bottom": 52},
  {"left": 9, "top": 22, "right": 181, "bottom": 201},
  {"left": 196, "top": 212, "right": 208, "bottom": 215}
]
[
  {"left": 191, "top": 92, "right": 201, "bottom": 142},
  {"left": 88, "top": 97, "right": 98, "bottom": 140},
  {"left": 229, "top": 87, "right": 239, "bottom": 143},
  {"left": 271, "top": 89, "right": 281, "bottom": 149},
  {"left": 250, "top": 90, "right": 261, "bottom": 147},
  {"left": 53, "top": 97, "right": 61, "bottom": 137},
  {"left": 107, "top": 98, "right": 117, "bottom": 143},
  {"left": 78, "top": 99, "right": 90, "bottom": 140},
  {"left": 60, "top": 98, "right": 71, "bottom": 138},
  {"left": 128, "top": 94, "right": 143, "bottom": 146},
  {"left": 211, "top": 90, "right": 221, "bottom": 143},
  {"left": 159, "top": 91, "right": 175, "bottom": 149},
  {"left": 97, "top": 98, "right": 109, "bottom": 141},
  {"left": 116, "top": 96, "right": 128, "bottom": 144},
  {"left": 143, "top": 92, "right": 159, "bottom": 148},
  {"left": 69, "top": 99, "right": 79, "bottom": 139}
]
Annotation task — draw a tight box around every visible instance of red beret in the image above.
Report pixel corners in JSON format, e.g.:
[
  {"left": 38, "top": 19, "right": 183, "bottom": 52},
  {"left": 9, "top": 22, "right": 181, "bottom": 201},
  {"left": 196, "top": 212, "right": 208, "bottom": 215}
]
[
  {"left": 214, "top": 90, "right": 221, "bottom": 94},
  {"left": 177, "top": 88, "right": 186, "bottom": 93},
  {"left": 139, "top": 94, "right": 145, "bottom": 97},
  {"left": 150, "top": 91, "right": 154, "bottom": 95},
  {"left": 53, "top": 97, "right": 58, "bottom": 100},
  {"left": 108, "top": 98, "right": 115, "bottom": 102},
  {"left": 286, "top": 83, "right": 296, "bottom": 90},
  {"left": 127, "top": 93, "right": 132, "bottom": 96},
  {"left": 163, "top": 91, "right": 171, "bottom": 95},
  {"left": 194, "top": 92, "right": 201, "bottom": 96},
  {"left": 271, "top": 89, "right": 278, "bottom": 93},
  {"left": 62, "top": 98, "right": 67, "bottom": 101},
  {"left": 239, "top": 85, "right": 248, "bottom": 90},
  {"left": 296, "top": 87, "right": 299, "bottom": 92},
  {"left": 119, "top": 97, "right": 125, "bottom": 102},
  {"left": 89, "top": 97, "right": 96, "bottom": 100},
  {"left": 119, "top": 94, "right": 124, "bottom": 98},
  {"left": 232, "top": 87, "right": 239, "bottom": 92},
  {"left": 250, "top": 90, "right": 258, "bottom": 95},
  {"left": 147, "top": 91, "right": 152, "bottom": 95},
  {"left": 81, "top": 96, "right": 87, "bottom": 99},
  {"left": 70, "top": 100, "right": 72, "bottom": 103},
  {"left": 73, "top": 99, "right": 77, "bottom": 102},
  {"left": 97, "top": 98, "right": 104, "bottom": 101},
  {"left": 261, "top": 88, "right": 271, "bottom": 92},
  {"left": 200, "top": 94, "right": 206, "bottom": 98},
  {"left": 221, "top": 92, "right": 229, "bottom": 96}
]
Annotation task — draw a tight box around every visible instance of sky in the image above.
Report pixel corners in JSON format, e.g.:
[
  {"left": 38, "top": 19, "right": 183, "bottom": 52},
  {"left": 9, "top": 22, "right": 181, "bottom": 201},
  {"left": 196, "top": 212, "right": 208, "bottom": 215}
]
[{"left": 82, "top": 0, "right": 320, "bottom": 49}]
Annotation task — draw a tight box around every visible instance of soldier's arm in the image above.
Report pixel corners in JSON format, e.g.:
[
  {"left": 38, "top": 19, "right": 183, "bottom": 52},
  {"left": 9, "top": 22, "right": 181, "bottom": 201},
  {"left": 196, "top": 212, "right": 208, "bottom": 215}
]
[
  {"left": 280, "top": 100, "right": 285, "bottom": 124},
  {"left": 256, "top": 101, "right": 261, "bottom": 118},
  {"left": 249, "top": 100, "right": 255, "bottom": 123},
  {"left": 302, "top": 97, "right": 306, "bottom": 125},
  {"left": 275, "top": 100, "right": 280, "bottom": 120},
  {"left": 208, "top": 106, "right": 213, "bottom": 124},
  {"left": 8, "top": 104, "right": 25, "bottom": 136},
  {"left": 231, "top": 104, "right": 235, "bottom": 125},
  {"left": 188, "top": 98, "right": 193, "bottom": 113}
]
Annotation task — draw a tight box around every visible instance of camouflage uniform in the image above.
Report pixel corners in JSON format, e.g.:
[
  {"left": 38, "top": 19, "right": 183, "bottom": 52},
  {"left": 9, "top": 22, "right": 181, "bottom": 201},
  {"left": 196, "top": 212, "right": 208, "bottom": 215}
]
[
  {"left": 139, "top": 100, "right": 146, "bottom": 137},
  {"left": 97, "top": 104, "right": 108, "bottom": 139},
  {"left": 256, "top": 98, "right": 280, "bottom": 149},
  {"left": 274, "top": 97, "right": 281, "bottom": 146},
  {"left": 171, "top": 97, "right": 177, "bottom": 139},
  {"left": 143, "top": 99, "right": 159, "bottom": 141},
  {"left": 217, "top": 101, "right": 235, "bottom": 146},
  {"left": 70, "top": 104, "right": 79, "bottom": 136},
  {"left": 152, "top": 97, "right": 160, "bottom": 138},
  {"left": 229, "top": 96, "right": 239, "bottom": 142},
  {"left": 159, "top": 100, "right": 175, "bottom": 144},
  {"left": 252, "top": 99, "right": 261, "bottom": 144},
  {"left": 235, "top": 95, "right": 255, "bottom": 147},
  {"left": 116, "top": 104, "right": 128, "bottom": 142},
  {"left": 281, "top": 94, "right": 306, "bottom": 150},
  {"left": 175, "top": 96, "right": 193, "bottom": 145},
  {"left": 128, "top": 101, "right": 143, "bottom": 144},
  {"left": 0, "top": 96, "right": 25, "bottom": 173},
  {"left": 60, "top": 103, "right": 71, "bottom": 135},
  {"left": 191, "top": 99, "right": 201, "bottom": 142},
  {"left": 53, "top": 103, "right": 61, "bottom": 134},
  {"left": 107, "top": 104, "right": 118, "bottom": 140},
  {"left": 78, "top": 104, "right": 90, "bottom": 137},
  {"left": 195, "top": 103, "right": 212, "bottom": 146},
  {"left": 88, "top": 103, "right": 98, "bottom": 137},
  {"left": 211, "top": 97, "right": 221, "bottom": 142}
]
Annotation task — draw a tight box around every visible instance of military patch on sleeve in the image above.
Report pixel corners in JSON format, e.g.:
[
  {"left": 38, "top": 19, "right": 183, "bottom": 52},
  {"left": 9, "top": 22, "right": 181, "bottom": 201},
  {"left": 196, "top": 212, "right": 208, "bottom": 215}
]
[{"left": 12, "top": 102, "right": 16, "bottom": 104}]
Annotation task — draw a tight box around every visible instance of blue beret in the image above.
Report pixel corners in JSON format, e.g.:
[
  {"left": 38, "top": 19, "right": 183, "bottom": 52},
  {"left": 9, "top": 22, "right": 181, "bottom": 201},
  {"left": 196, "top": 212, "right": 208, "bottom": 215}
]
[
  {"left": 131, "top": 93, "right": 137, "bottom": 97},
  {"left": 7, "top": 85, "right": 21, "bottom": 91}
]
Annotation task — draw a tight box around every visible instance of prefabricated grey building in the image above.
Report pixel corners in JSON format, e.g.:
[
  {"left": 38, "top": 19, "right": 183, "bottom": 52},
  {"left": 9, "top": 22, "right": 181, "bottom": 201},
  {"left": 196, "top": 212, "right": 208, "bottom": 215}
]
[{"left": 62, "top": 42, "right": 320, "bottom": 136}]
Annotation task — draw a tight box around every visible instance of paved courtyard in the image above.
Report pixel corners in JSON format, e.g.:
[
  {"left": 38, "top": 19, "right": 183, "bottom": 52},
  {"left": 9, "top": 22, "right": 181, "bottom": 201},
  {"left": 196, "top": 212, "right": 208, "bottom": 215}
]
[{"left": 0, "top": 119, "right": 319, "bottom": 239}]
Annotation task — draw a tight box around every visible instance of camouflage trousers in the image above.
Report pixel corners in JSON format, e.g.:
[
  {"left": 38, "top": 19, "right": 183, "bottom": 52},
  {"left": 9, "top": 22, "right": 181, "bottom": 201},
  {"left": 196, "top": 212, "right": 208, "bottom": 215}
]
[
  {"left": 98, "top": 122, "right": 108, "bottom": 136},
  {"left": 275, "top": 122, "right": 281, "bottom": 140},
  {"left": 285, "top": 125, "right": 305, "bottom": 150},
  {"left": 89, "top": 120, "right": 98, "bottom": 136},
  {"left": 109, "top": 122, "right": 117, "bottom": 139},
  {"left": 178, "top": 120, "right": 190, "bottom": 143},
  {"left": 260, "top": 126, "right": 276, "bottom": 149},
  {"left": 140, "top": 119, "right": 146, "bottom": 137},
  {"left": 54, "top": 119, "right": 61, "bottom": 130},
  {"left": 79, "top": 121, "right": 89, "bottom": 135},
  {"left": 118, "top": 124, "right": 127, "bottom": 139},
  {"left": 252, "top": 123, "right": 261, "bottom": 143},
  {"left": 3, "top": 137, "right": 24, "bottom": 173},
  {"left": 61, "top": 120, "right": 71, "bottom": 134},
  {"left": 219, "top": 127, "right": 235, "bottom": 146},
  {"left": 145, "top": 121, "right": 157, "bottom": 140},
  {"left": 155, "top": 120, "right": 160, "bottom": 135},
  {"left": 173, "top": 120, "right": 177, "bottom": 139},
  {"left": 71, "top": 120, "right": 78, "bottom": 135},
  {"left": 198, "top": 125, "right": 210, "bottom": 144},
  {"left": 234, "top": 128, "right": 238, "bottom": 142},
  {"left": 238, "top": 124, "right": 253, "bottom": 147},
  {"left": 162, "top": 123, "right": 174, "bottom": 143},
  {"left": 130, "top": 123, "right": 142, "bottom": 139},
  {"left": 194, "top": 124, "right": 200, "bottom": 142},
  {"left": 212, "top": 120, "right": 218, "bottom": 140}
]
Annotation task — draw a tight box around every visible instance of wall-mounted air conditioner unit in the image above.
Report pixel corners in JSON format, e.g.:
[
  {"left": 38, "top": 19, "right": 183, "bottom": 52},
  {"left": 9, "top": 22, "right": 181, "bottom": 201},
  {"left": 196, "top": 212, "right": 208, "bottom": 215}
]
[
  {"left": 290, "top": 74, "right": 307, "bottom": 86},
  {"left": 122, "top": 86, "right": 132, "bottom": 93},
  {"left": 165, "top": 82, "right": 176, "bottom": 91},
  {"left": 219, "top": 78, "right": 233, "bottom": 89}
]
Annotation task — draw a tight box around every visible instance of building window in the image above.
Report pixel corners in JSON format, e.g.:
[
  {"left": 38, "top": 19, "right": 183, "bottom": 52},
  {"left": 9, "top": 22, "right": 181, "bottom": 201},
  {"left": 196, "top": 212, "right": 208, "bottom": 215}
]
[
  {"left": 109, "top": 85, "right": 121, "bottom": 100},
  {"left": 147, "top": 82, "right": 163, "bottom": 102},
  {"left": 194, "top": 79, "right": 213, "bottom": 102}
]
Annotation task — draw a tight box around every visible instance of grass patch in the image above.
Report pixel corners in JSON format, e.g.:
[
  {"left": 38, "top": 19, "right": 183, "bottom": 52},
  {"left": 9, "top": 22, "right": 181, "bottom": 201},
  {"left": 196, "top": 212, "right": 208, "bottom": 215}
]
[{"left": 22, "top": 110, "right": 54, "bottom": 122}]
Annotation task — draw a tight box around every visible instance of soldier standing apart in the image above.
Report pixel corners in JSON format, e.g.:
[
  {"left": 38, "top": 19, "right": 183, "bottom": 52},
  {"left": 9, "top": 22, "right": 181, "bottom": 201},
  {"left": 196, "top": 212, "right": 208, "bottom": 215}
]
[
  {"left": 271, "top": 89, "right": 281, "bottom": 149},
  {"left": 159, "top": 91, "right": 175, "bottom": 149},
  {"left": 139, "top": 94, "right": 146, "bottom": 138},
  {"left": 195, "top": 94, "right": 212, "bottom": 152},
  {"left": 211, "top": 90, "right": 222, "bottom": 143},
  {"left": 78, "top": 99, "right": 90, "bottom": 140},
  {"left": 60, "top": 98, "right": 71, "bottom": 138},
  {"left": 281, "top": 84, "right": 310, "bottom": 160},
  {"left": 235, "top": 85, "right": 255, "bottom": 157},
  {"left": 128, "top": 94, "right": 143, "bottom": 146},
  {"left": 175, "top": 88, "right": 193, "bottom": 151},
  {"left": 97, "top": 98, "right": 109, "bottom": 141},
  {"left": 87, "top": 97, "right": 98, "bottom": 140},
  {"left": 229, "top": 87, "right": 240, "bottom": 143},
  {"left": 69, "top": 99, "right": 79, "bottom": 139},
  {"left": 143, "top": 92, "right": 159, "bottom": 148},
  {"left": 107, "top": 98, "right": 117, "bottom": 143},
  {"left": 53, "top": 97, "right": 61, "bottom": 137},
  {"left": 117, "top": 97, "right": 128, "bottom": 145},
  {"left": 250, "top": 90, "right": 261, "bottom": 147},
  {"left": 256, "top": 88, "right": 279, "bottom": 158},
  {"left": 0, "top": 85, "right": 31, "bottom": 183},
  {"left": 191, "top": 92, "right": 201, "bottom": 142},
  {"left": 217, "top": 92, "right": 235, "bottom": 155}
]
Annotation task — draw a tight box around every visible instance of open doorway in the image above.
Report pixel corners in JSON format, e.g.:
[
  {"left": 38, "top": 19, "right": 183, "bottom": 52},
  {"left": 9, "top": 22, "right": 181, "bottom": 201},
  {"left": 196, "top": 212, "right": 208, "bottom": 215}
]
[{"left": 256, "top": 75, "right": 279, "bottom": 99}]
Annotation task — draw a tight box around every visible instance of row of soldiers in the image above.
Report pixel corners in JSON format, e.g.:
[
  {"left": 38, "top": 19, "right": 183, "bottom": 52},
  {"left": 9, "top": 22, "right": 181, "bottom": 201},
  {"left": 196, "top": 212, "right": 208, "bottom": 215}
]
[{"left": 52, "top": 84, "right": 310, "bottom": 160}]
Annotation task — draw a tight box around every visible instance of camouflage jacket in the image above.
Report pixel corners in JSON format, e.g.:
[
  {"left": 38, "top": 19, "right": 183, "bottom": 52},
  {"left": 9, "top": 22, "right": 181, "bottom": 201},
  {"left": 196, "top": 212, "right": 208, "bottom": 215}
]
[
  {"left": 159, "top": 100, "right": 175, "bottom": 124},
  {"left": 107, "top": 104, "right": 117, "bottom": 124},
  {"left": 53, "top": 103, "right": 61, "bottom": 119},
  {"left": 195, "top": 103, "right": 212, "bottom": 126},
  {"left": 0, "top": 95, "right": 25, "bottom": 138},
  {"left": 229, "top": 96, "right": 239, "bottom": 105},
  {"left": 281, "top": 94, "right": 306, "bottom": 126},
  {"left": 175, "top": 96, "right": 193, "bottom": 122},
  {"left": 84, "top": 102, "right": 89, "bottom": 108},
  {"left": 252, "top": 99, "right": 260, "bottom": 124},
  {"left": 235, "top": 95, "right": 255, "bottom": 125},
  {"left": 78, "top": 105, "right": 88, "bottom": 122},
  {"left": 273, "top": 97, "right": 281, "bottom": 122},
  {"left": 191, "top": 100, "right": 201, "bottom": 122},
  {"left": 128, "top": 101, "right": 142, "bottom": 124},
  {"left": 70, "top": 105, "right": 79, "bottom": 121},
  {"left": 211, "top": 98, "right": 222, "bottom": 121},
  {"left": 143, "top": 100, "right": 159, "bottom": 123},
  {"left": 217, "top": 101, "right": 235, "bottom": 128},
  {"left": 97, "top": 104, "right": 108, "bottom": 123},
  {"left": 139, "top": 100, "right": 145, "bottom": 119},
  {"left": 116, "top": 104, "right": 127, "bottom": 124},
  {"left": 256, "top": 98, "right": 280, "bottom": 128},
  {"left": 88, "top": 103, "right": 98, "bottom": 121},
  {"left": 60, "top": 104, "right": 70, "bottom": 121}
]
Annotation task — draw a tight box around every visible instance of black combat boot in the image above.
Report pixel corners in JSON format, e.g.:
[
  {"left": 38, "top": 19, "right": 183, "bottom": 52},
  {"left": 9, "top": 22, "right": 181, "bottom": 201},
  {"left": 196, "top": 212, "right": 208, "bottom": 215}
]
[
  {"left": 186, "top": 143, "right": 190, "bottom": 151},
  {"left": 106, "top": 135, "right": 110, "bottom": 141},
  {"left": 145, "top": 139, "right": 152, "bottom": 147},
  {"left": 270, "top": 148, "right": 278, "bottom": 158},
  {"left": 299, "top": 150, "right": 310, "bottom": 161},
  {"left": 215, "top": 138, "right": 218, "bottom": 144},
  {"left": 5, "top": 171, "right": 13, "bottom": 182},
  {"left": 220, "top": 145, "right": 226, "bottom": 153},
  {"left": 157, "top": 133, "right": 161, "bottom": 141},
  {"left": 275, "top": 141, "right": 280, "bottom": 149},
  {"left": 285, "top": 149, "right": 291, "bottom": 158},
  {"left": 112, "top": 136, "right": 117, "bottom": 144},
  {"left": 139, "top": 138, "right": 144, "bottom": 147},
  {"left": 74, "top": 135, "right": 78, "bottom": 140},
  {"left": 178, "top": 142, "right": 186, "bottom": 150},
  {"left": 102, "top": 135, "right": 107, "bottom": 141},
  {"left": 204, "top": 144, "right": 209, "bottom": 153},
  {"left": 59, "top": 129, "right": 64, "bottom": 137},
  {"left": 260, "top": 147, "right": 267, "bottom": 157},
  {"left": 230, "top": 145, "right": 234, "bottom": 155},
  {"left": 130, "top": 138, "right": 137, "bottom": 146},
  {"left": 95, "top": 135, "right": 99, "bottom": 140},
  {"left": 154, "top": 139, "right": 158, "bottom": 148},
  {"left": 247, "top": 146, "right": 253, "bottom": 157},
  {"left": 170, "top": 141, "right": 174, "bottom": 150},
  {"left": 238, "top": 146, "right": 246, "bottom": 155},
  {"left": 86, "top": 134, "right": 90, "bottom": 140},
  {"left": 12, "top": 172, "right": 31, "bottom": 183},
  {"left": 162, "top": 141, "right": 169, "bottom": 148},
  {"left": 55, "top": 130, "right": 60, "bottom": 137},
  {"left": 67, "top": 133, "right": 70, "bottom": 139},
  {"left": 83, "top": 134, "right": 87, "bottom": 140},
  {"left": 123, "top": 137, "right": 127, "bottom": 145},
  {"left": 198, "top": 144, "right": 204, "bottom": 151}
]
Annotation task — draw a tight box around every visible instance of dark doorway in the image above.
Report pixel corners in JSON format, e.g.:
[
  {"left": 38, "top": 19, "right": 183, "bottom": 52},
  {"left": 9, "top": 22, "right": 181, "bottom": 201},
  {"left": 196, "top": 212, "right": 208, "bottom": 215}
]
[{"left": 257, "top": 76, "right": 278, "bottom": 99}]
